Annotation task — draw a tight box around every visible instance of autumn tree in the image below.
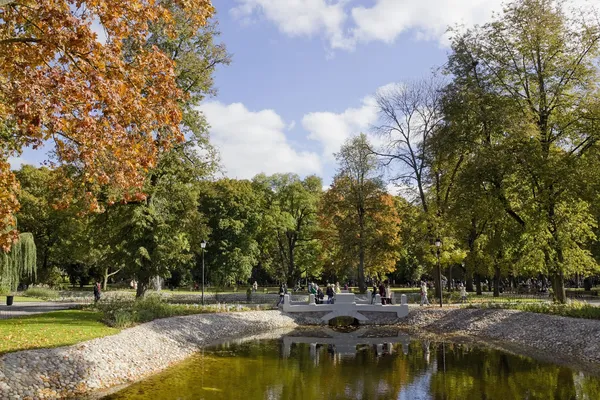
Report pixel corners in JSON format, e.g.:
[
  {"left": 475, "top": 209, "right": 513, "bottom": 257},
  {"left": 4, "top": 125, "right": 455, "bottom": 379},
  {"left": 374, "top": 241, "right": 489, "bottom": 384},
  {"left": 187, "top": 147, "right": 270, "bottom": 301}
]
[
  {"left": 0, "top": 0, "right": 215, "bottom": 251},
  {"left": 322, "top": 134, "right": 401, "bottom": 292}
]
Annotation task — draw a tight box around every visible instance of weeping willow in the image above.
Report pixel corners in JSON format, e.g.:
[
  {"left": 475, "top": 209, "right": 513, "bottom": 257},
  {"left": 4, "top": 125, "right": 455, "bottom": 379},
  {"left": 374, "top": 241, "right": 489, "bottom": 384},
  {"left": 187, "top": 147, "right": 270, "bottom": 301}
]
[{"left": 0, "top": 233, "right": 37, "bottom": 292}]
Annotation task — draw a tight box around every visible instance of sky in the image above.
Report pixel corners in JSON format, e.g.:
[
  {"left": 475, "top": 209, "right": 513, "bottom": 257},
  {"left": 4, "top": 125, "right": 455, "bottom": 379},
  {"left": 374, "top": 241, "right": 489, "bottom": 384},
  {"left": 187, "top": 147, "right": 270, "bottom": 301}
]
[{"left": 10, "top": 0, "right": 595, "bottom": 186}]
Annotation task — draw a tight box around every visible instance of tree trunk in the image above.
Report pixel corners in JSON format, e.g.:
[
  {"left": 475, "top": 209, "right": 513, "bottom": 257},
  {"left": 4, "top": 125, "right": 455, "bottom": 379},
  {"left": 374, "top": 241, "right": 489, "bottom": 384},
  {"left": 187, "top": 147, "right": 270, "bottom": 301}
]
[
  {"left": 358, "top": 213, "right": 366, "bottom": 293},
  {"left": 103, "top": 267, "right": 109, "bottom": 291},
  {"left": 475, "top": 273, "right": 482, "bottom": 295},
  {"left": 358, "top": 243, "right": 366, "bottom": 293},
  {"left": 551, "top": 272, "right": 566, "bottom": 303},
  {"left": 287, "top": 234, "right": 296, "bottom": 287},
  {"left": 447, "top": 265, "right": 453, "bottom": 292},
  {"left": 493, "top": 264, "right": 500, "bottom": 298},
  {"left": 434, "top": 264, "right": 442, "bottom": 300},
  {"left": 466, "top": 274, "right": 474, "bottom": 292}
]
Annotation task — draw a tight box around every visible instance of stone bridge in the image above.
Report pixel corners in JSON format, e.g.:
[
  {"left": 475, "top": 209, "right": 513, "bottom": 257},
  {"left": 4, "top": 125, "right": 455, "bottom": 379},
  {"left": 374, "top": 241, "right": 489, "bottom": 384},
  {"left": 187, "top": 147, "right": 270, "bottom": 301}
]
[{"left": 282, "top": 291, "right": 409, "bottom": 325}]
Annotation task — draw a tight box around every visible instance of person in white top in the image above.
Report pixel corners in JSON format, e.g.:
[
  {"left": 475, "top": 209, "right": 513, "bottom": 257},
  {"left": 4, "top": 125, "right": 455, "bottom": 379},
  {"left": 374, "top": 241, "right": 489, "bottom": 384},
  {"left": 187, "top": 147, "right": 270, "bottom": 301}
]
[
  {"left": 420, "top": 281, "right": 430, "bottom": 306},
  {"left": 460, "top": 283, "right": 467, "bottom": 303}
]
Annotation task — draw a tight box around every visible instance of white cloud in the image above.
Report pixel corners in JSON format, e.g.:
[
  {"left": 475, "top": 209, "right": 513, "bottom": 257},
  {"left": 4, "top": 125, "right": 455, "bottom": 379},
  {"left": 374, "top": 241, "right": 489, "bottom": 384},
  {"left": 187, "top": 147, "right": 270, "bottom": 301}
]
[
  {"left": 230, "top": 0, "right": 354, "bottom": 50},
  {"left": 302, "top": 84, "right": 395, "bottom": 160},
  {"left": 386, "top": 182, "right": 402, "bottom": 196},
  {"left": 199, "top": 102, "right": 322, "bottom": 179},
  {"left": 302, "top": 95, "right": 377, "bottom": 160},
  {"left": 350, "top": 0, "right": 499, "bottom": 47},
  {"left": 231, "top": 0, "right": 596, "bottom": 50}
]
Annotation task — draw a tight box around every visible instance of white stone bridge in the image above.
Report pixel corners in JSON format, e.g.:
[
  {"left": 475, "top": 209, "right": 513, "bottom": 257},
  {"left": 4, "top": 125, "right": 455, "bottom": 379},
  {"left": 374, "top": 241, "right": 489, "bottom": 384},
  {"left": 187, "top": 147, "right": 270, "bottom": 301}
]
[{"left": 282, "top": 291, "right": 409, "bottom": 325}]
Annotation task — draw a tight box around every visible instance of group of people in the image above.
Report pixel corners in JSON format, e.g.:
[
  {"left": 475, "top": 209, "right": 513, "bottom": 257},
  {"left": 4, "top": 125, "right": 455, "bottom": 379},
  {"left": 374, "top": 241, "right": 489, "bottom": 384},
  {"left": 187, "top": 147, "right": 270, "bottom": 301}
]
[
  {"left": 419, "top": 280, "right": 468, "bottom": 306},
  {"left": 309, "top": 282, "right": 341, "bottom": 304},
  {"left": 371, "top": 280, "right": 392, "bottom": 304}
]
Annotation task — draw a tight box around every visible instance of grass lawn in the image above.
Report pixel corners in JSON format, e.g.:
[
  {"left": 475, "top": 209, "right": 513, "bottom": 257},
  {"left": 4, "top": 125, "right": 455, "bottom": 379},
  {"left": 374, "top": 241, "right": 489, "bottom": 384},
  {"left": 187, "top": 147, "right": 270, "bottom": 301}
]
[
  {"left": 3, "top": 296, "right": 45, "bottom": 303},
  {"left": 0, "top": 310, "right": 119, "bottom": 355},
  {"left": 466, "top": 296, "right": 545, "bottom": 304}
]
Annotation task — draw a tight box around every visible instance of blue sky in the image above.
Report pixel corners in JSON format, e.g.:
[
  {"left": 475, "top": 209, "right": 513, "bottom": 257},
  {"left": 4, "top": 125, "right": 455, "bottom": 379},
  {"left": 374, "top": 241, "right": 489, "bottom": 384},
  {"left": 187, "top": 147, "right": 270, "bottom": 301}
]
[
  {"left": 11, "top": 0, "right": 594, "bottom": 186},
  {"left": 200, "top": 0, "right": 497, "bottom": 185}
]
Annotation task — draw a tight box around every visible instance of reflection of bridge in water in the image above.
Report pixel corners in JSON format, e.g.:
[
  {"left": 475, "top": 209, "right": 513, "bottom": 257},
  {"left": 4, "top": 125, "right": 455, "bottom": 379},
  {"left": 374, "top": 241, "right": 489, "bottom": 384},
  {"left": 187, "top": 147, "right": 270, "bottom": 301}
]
[{"left": 281, "top": 328, "right": 412, "bottom": 361}]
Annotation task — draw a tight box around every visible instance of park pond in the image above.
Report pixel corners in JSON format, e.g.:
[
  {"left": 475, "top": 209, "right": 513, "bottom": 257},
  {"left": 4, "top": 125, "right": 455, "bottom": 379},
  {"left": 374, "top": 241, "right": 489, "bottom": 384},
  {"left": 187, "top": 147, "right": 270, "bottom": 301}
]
[{"left": 102, "top": 327, "right": 600, "bottom": 400}]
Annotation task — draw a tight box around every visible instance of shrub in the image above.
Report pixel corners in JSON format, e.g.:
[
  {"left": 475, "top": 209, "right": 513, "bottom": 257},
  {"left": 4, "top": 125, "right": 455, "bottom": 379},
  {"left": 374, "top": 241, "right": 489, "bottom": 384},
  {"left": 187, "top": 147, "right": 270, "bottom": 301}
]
[
  {"left": 95, "top": 292, "right": 251, "bottom": 327},
  {"left": 24, "top": 287, "right": 59, "bottom": 299}
]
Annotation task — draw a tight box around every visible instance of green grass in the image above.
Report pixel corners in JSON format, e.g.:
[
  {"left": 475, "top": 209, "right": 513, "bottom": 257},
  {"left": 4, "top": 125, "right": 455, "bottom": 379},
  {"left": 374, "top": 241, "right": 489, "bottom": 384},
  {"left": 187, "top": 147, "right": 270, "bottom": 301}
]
[
  {"left": 391, "top": 288, "right": 421, "bottom": 293},
  {"left": 23, "top": 287, "right": 60, "bottom": 299},
  {"left": 0, "top": 310, "right": 119, "bottom": 354},
  {"left": 465, "top": 296, "right": 544, "bottom": 304},
  {"left": 466, "top": 300, "right": 600, "bottom": 320},
  {"left": 7, "top": 296, "right": 45, "bottom": 303}
]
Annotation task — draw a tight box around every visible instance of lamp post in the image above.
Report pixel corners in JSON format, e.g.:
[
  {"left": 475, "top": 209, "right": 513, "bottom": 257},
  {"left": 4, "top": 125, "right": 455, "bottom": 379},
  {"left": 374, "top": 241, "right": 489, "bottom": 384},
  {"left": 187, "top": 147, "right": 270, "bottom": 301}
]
[
  {"left": 201, "top": 240, "right": 207, "bottom": 306},
  {"left": 435, "top": 238, "right": 443, "bottom": 307}
]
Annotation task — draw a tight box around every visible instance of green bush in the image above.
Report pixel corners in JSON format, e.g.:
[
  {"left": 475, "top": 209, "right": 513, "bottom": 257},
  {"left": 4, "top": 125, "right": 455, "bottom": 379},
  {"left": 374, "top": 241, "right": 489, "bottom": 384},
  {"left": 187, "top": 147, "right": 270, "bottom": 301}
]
[
  {"left": 467, "top": 300, "right": 600, "bottom": 320},
  {"left": 24, "top": 287, "right": 59, "bottom": 299},
  {"left": 96, "top": 293, "right": 251, "bottom": 328},
  {"left": 114, "top": 310, "right": 136, "bottom": 328}
]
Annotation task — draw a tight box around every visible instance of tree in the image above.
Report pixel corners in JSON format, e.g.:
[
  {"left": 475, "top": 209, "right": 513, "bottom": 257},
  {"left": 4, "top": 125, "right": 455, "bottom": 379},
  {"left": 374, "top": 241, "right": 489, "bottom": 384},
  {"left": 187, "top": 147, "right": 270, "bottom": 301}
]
[
  {"left": 253, "top": 174, "right": 323, "bottom": 287},
  {"left": 0, "top": 0, "right": 215, "bottom": 250},
  {"left": 374, "top": 77, "right": 448, "bottom": 213},
  {"left": 445, "top": 0, "right": 600, "bottom": 302},
  {"left": 323, "top": 134, "right": 401, "bottom": 292},
  {"left": 197, "top": 179, "right": 263, "bottom": 285},
  {"left": 374, "top": 77, "right": 466, "bottom": 298},
  {"left": 84, "top": 0, "right": 227, "bottom": 297},
  {"left": 0, "top": 232, "right": 36, "bottom": 292}
]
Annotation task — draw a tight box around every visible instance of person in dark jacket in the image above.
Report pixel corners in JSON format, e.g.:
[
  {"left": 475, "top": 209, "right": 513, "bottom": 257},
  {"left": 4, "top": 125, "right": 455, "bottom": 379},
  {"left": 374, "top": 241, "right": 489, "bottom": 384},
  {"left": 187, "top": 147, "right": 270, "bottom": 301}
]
[
  {"left": 277, "top": 284, "right": 285, "bottom": 307},
  {"left": 326, "top": 284, "right": 334, "bottom": 304},
  {"left": 379, "top": 282, "right": 386, "bottom": 304},
  {"left": 93, "top": 282, "right": 101, "bottom": 303},
  {"left": 316, "top": 287, "right": 324, "bottom": 304}
]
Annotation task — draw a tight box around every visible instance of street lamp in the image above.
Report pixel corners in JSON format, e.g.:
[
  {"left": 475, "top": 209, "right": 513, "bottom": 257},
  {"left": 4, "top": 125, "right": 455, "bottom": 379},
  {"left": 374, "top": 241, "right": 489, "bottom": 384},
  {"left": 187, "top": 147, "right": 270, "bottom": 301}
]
[
  {"left": 201, "top": 240, "right": 207, "bottom": 306},
  {"left": 435, "top": 238, "right": 443, "bottom": 307}
]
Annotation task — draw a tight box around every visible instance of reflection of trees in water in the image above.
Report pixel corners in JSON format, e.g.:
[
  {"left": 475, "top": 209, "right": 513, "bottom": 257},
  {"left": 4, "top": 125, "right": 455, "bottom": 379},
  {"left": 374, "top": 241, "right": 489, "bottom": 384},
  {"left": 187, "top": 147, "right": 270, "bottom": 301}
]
[
  {"left": 427, "top": 344, "right": 600, "bottom": 400},
  {"left": 105, "top": 338, "right": 600, "bottom": 400}
]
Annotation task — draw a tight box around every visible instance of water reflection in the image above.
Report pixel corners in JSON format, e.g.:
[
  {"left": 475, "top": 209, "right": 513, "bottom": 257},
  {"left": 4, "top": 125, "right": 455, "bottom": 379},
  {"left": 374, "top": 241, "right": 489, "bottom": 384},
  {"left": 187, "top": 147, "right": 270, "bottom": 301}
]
[
  {"left": 104, "top": 328, "right": 600, "bottom": 400},
  {"left": 281, "top": 327, "right": 411, "bottom": 360}
]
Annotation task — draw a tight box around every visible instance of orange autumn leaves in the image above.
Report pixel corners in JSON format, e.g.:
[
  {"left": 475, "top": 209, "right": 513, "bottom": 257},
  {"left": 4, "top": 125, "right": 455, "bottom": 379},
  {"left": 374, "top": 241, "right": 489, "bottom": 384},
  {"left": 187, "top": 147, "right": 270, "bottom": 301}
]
[{"left": 0, "top": 0, "right": 214, "bottom": 250}]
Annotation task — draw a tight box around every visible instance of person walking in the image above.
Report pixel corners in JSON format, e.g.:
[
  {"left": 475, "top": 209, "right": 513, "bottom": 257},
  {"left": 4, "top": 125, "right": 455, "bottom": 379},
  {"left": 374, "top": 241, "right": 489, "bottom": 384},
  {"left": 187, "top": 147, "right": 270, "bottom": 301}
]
[
  {"left": 277, "top": 283, "right": 285, "bottom": 307},
  {"left": 326, "top": 284, "right": 334, "bottom": 304},
  {"left": 385, "top": 280, "right": 392, "bottom": 304},
  {"left": 93, "top": 282, "right": 101, "bottom": 303},
  {"left": 420, "top": 281, "right": 430, "bottom": 306},
  {"left": 379, "top": 281, "right": 386, "bottom": 304},
  {"left": 460, "top": 283, "right": 468, "bottom": 303},
  {"left": 252, "top": 281, "right": 258, "bottom": 292}
]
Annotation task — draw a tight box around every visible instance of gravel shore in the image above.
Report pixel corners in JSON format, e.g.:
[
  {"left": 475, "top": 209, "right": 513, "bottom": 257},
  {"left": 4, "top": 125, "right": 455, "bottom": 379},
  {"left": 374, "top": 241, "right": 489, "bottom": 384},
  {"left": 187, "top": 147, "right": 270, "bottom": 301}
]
[
  {"left": 399, "top": 307, "right": 600, "bottom": 371},
  {"left": 0, "top": 311, "right": 298, "bottom": 400}
]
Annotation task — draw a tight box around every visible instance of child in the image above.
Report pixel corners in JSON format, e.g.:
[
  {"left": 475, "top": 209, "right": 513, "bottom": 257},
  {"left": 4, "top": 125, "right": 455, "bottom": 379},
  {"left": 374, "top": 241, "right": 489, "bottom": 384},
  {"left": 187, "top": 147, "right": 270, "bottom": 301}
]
[{"left": 460, "top": 283, "right": 468, "bottom": 303}]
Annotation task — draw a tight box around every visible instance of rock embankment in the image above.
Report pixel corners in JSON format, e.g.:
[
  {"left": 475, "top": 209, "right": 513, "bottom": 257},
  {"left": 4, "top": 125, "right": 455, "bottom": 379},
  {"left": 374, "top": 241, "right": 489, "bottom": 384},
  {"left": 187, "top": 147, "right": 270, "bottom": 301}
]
[
  {"left": 401, "top": 307, "right": 600, "bottom": 368},
  {"left": 0, "top": 311, "right": 297, "bottom": 400}
]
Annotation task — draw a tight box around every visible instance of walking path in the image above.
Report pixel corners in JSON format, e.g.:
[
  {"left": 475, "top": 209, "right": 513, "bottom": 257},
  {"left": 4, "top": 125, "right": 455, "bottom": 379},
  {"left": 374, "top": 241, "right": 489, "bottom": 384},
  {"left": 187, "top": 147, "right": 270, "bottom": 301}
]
[{"left": 0, "top": 302, "right": 82, "bottom": 320}]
